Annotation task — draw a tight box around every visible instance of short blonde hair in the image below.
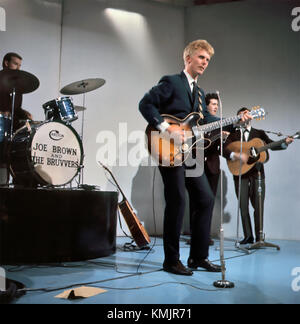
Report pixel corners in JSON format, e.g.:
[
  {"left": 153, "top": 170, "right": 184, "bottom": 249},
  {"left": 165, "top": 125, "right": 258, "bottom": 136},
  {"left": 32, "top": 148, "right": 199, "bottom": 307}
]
[{"left": 183, "top": 39, "right": 215, "bottom": 63}]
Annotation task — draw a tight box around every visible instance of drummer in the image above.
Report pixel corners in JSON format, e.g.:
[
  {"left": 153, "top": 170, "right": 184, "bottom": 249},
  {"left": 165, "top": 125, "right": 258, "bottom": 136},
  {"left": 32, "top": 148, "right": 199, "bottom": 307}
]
[
  {"left": 0, "top": 52, "right": 33, "bottom": 125},
  {"left": 0, "top": 52, "right": 33, "bottom": 185}
]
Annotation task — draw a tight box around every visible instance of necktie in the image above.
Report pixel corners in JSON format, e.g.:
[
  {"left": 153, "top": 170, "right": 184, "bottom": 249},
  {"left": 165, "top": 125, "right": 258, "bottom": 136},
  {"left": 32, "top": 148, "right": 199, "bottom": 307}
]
[
  {"left": 244, "top": 129, "right": 249, "bottom": 142},
  {"left": 192, "top": 82, "right": 204, "bottom": 119}
]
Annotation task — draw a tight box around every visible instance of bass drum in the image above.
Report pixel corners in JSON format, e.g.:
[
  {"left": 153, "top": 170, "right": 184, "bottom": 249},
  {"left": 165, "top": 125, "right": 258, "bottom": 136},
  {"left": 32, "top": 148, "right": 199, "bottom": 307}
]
[{"left": 10, "top": 121, "right": 84, "bottom": 187}]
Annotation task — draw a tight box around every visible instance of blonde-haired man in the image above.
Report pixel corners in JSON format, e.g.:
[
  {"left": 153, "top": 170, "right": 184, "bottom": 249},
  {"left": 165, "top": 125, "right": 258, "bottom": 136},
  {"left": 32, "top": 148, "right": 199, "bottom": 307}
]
[
  {"left": 139, "top": 40, "right": 225, "bottom": 276},
  {"left": 140, "top": 39, "right": 253, "bottom": 275}
]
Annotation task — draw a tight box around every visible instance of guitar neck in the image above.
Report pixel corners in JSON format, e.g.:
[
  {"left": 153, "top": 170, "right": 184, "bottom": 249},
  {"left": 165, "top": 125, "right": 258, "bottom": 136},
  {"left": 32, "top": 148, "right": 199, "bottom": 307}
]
[
  {"left": 198, "top": 115, "right": 240, "bottom": 133},
  {"left": 257, "top": 139, "right": 286, "bottom": 153},
  {"left": 257, "top": 131, "right": 299, "bottom": 153},
  {"left": 100, "top": 163, "right": 126, "bottom": 201},
  {"left": 196, "top": 108, "right": 265, "bottom": 135}
]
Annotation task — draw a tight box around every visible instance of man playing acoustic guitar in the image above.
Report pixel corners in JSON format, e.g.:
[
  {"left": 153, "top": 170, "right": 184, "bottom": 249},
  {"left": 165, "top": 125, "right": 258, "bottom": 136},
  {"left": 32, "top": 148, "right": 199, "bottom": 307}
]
[{"left": 224, "top": 107, "right": 294, "bottom": 245}]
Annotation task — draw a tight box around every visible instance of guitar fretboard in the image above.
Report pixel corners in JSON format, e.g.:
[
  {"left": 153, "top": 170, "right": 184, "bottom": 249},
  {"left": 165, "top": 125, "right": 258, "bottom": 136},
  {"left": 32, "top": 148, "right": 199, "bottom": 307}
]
[
  {"left": 197, "top": 108, "right": 264, "bottom": 134},
  {"left": 198, "top": 115, "right": 241, "bottom": 133}
]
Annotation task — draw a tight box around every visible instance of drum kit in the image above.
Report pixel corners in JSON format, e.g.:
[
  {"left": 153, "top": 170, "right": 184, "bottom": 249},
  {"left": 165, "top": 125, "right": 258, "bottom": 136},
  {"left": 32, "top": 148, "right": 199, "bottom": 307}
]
[{"left": 0, "top": 69, "right": 105, "bottom": 188}]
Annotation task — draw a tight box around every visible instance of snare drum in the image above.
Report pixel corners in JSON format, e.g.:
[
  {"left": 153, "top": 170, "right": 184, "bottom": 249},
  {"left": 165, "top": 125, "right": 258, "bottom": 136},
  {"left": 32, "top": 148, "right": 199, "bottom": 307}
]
[
  {"left": 0, "top": 113, "right": 11, "bottom": 143},
  {"left": 10, "top": 121, "right": 83, "bottom": 187},
  {"left": 43, "top": 97, "right": 78, "bottom": 123}
]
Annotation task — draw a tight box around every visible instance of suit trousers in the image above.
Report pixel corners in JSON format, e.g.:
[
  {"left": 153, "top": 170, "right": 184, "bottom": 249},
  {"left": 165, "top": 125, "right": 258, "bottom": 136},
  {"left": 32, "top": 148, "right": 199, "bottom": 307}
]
[
  {"left": 234, "top": 175, "right": 265, "bottom": 239},
  {"left": 159, "top": 165, "right": 214, "bottom": 264}
]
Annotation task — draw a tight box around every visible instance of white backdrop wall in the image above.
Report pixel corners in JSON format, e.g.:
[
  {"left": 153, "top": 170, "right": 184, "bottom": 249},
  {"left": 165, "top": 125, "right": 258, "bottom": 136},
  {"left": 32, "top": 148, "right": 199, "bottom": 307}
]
[
  {"left": 185, "top": 0, "right": 300, "bottom": 241},
  {"left": 0, "top": 0, "right": 62, "bottom": 121},
  {"left": 1, "top": 0, "right": 299, "bottom": 240}
]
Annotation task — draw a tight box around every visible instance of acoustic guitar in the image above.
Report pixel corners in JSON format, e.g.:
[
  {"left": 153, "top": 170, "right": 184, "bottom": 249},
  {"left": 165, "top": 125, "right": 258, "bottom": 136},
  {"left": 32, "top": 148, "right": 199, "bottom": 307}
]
[
  {"left": 145, "top": 107, "right": 266, "bottom": 167},
  {"left": 99, "top": 163, "right": 151, "bottom": 248},
  {"left": 226, "top": 131, "right": 300, "bottom": 176}
]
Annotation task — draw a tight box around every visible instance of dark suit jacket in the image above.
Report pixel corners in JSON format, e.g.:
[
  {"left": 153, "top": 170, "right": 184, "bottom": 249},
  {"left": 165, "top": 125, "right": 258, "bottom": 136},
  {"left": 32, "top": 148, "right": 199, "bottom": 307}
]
[
  {"left": 205, "top": 138, "right": 220, "bottom": 175},
  {"left": 224, "top": 127, "right": 287, "bottom": 179},
  {"left": 139, "top": 71, "right": 218, "bottom": 128}
]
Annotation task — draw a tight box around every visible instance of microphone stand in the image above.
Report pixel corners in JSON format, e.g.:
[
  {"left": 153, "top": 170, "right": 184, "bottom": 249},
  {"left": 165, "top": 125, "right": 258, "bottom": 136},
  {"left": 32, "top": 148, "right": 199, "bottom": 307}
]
[
  {"left": 213, "top": 91, "right": 234, "bottom": 289},
  {"left": 234, "top": 126, "right": 250, "bottom": 254},
  {"left": 248, "top": 163, "right": 280, "bottom": 251}
]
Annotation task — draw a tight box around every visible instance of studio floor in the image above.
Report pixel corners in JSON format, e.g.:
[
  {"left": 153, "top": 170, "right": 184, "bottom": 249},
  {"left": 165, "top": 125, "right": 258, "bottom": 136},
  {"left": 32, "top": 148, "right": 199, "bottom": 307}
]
[{"left": 2, "top": 236, "right": 300, "bottom": 305}]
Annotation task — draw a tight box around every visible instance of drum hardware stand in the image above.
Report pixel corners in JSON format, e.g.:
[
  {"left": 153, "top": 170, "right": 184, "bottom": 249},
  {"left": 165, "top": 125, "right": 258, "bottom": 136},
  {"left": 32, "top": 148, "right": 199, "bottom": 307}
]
[
  {"left": 10, "top": 88, "right": 16, "bottom": 140},
  {"left": 248, "top": 163, "right": 280, "bottom": 251},
  {"left": 4, "top": 88, "right": 17, "bottom": 187},
  {"left": 213, "top": 91, "right": 235, "bottom": 289},
  {"left": 78, "top": 89, "right": 86, "bottom": 187},
  {"left": 76, "top": 82, "right": 87, "bottom": 188}
]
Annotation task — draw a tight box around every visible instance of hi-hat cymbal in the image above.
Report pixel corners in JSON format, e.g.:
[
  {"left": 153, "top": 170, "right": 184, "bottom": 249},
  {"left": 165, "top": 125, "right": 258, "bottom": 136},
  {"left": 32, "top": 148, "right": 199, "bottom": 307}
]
[
  {"left": 60, "top": 78, "right": 106, "bottom": 95},
  {"left": 0, "top": 69, "right": 40, "bottom": 94}
]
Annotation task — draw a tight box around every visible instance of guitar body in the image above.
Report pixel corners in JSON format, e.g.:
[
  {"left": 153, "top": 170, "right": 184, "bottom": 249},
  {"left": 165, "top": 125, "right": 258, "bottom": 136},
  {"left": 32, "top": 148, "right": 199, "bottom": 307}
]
[
  {"left": 145, "top": 113, "right": 203, "bottom": 167},
  {"left": 226, "top": 138, "right": 269, "bottom": 176},
  {"left": 118, "top": 200, "right": 151, "bottom": 247}
]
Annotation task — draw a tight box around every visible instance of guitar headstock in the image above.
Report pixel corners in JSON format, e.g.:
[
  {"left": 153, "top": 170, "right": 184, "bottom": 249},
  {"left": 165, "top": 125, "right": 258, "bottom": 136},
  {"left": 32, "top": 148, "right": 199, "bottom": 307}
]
[
  {"left": 250, "top": 106, "right": 266, "bottom": 121},
  {"left": 294, "top": 131, "right": 300, "bottom": 139}
]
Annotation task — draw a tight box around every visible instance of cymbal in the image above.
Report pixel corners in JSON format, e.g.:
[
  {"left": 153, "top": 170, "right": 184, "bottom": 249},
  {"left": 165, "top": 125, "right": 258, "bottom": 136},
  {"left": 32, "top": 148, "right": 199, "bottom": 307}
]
[
  {"left": 0, "top": 69, "right": 40, "bottom": 94},
  {"left": 60, "top": 78, "right": 106, "bottom": 95},
  {"left": 19, "top": 120, "right": 43, "bottom": 125},
  {"left": 74, "top": 106, "right": 87, "bottom": 112}
]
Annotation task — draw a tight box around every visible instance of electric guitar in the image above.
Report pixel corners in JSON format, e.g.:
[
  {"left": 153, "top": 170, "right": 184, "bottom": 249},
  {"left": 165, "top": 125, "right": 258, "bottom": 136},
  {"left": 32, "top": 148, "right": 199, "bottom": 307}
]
[
  {"left": 226, "top": 131, "right": 300, "bottom": 176},
  {"left": 99, "top": 163, "right": 151, "bottom": 248},
  {"left": 145, "top": 107, "right": 266, "bottom": 167}
]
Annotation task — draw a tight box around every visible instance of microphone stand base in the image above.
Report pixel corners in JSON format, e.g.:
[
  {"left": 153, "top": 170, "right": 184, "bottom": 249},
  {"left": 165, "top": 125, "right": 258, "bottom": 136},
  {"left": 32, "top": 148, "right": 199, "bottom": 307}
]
[
  {"left": 213, "top": 280, "right": 235, "bottom": 289},
  {"left": 248, "top": 240, "right": 280, "bottom": 251}
]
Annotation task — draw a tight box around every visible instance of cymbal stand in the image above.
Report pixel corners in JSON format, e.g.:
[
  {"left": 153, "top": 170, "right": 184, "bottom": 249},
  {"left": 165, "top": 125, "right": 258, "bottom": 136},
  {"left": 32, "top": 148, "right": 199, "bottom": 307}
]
[
  {"left": 248, "top": 163, "right": 280, "bottom": 251},
  {"left": 213, "top": 91, "right": 235, "bottom": 289},
  {"left": 78, "top": 86, "right": 86, "bottom": 187},
  {"left": 10, "top": 88, "right": 16, "bottom": 140},
  {"left": 5, "top": 88, "right": 17, "bottom": 186}
]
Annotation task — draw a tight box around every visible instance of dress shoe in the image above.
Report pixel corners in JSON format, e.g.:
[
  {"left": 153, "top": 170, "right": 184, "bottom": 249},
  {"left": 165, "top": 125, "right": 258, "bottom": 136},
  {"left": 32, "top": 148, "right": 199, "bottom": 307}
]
[
  {"left": 163, "top": 260, "right": 193, "bottom": 276},
  {"left": 187, "top": 258, "right": 222, "bottom": 272},
  {"left": 239, "top": 237, "right": 254, "bottom": 245}
]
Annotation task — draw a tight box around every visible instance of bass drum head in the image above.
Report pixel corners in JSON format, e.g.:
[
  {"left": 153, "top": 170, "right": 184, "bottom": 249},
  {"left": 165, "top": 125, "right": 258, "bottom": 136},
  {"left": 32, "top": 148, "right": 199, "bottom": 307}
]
[{"left": 11, "top": 121, "right": 83, "bottom": 187}]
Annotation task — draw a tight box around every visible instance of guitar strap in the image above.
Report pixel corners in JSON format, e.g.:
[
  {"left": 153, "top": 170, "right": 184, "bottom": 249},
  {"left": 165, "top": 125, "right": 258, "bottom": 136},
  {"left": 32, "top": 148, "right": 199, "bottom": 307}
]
[{"left": 192, "top": 82, "right": 204, "bottom": 119}]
